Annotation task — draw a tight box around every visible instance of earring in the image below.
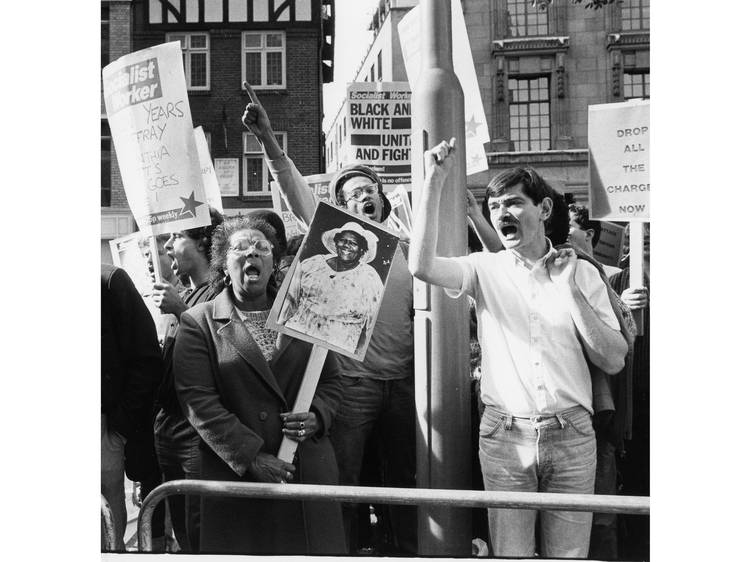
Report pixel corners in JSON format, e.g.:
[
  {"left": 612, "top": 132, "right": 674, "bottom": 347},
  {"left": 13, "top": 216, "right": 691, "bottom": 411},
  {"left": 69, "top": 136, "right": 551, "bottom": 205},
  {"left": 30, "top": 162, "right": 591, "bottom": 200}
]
[{"left": 223, "top": 273, "right": 231, "bottom": 287}]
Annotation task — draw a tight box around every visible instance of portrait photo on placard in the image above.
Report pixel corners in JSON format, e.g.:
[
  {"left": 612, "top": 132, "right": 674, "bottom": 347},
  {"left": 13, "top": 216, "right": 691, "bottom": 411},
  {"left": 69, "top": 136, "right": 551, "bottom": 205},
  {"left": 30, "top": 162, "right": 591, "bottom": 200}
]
[{"left": 267, "top": 202, "right": 400, "bottom": 360}]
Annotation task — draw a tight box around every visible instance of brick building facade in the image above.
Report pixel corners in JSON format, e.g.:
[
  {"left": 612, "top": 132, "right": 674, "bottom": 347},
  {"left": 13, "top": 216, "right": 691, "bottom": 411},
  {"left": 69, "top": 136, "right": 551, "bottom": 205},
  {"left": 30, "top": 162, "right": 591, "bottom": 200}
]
[
  {"left": 101, "top": 0, "right": 335, "bottom": 262},
  {"left": 325, "top": 0, "right": 649, "bottom": 202}
]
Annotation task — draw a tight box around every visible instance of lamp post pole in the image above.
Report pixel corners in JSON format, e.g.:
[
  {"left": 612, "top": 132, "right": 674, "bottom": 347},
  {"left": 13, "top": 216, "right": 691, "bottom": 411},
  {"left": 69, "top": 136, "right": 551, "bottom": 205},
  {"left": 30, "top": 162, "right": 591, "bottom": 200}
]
[{"left": 410, "top": 0, "right": 472, "bottom": 556}]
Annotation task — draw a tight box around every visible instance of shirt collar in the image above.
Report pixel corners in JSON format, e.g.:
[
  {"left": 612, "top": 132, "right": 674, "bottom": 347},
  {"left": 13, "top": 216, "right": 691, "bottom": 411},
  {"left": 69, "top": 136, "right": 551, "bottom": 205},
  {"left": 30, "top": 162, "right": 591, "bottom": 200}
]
[{"left": 510, "top": 238, "right": 555, "bottom": 271}]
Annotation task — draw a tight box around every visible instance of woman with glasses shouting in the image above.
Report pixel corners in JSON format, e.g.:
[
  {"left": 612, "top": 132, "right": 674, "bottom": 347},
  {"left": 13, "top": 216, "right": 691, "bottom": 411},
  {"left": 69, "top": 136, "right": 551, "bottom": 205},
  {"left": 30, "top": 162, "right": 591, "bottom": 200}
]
[
  {"left": 278, "top": 221, "right": 384, "bottom": 355},
  {"left": 173, "top": 215, "right": 346, "bottom": 555}
]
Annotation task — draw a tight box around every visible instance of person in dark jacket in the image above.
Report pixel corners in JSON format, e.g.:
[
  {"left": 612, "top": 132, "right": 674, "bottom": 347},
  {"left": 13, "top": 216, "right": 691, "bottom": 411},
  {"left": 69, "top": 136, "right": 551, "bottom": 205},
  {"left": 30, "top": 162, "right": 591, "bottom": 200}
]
[
  {"left": 174, "top": 215, "right": 346, "bottom": 554},
  {"left": 101, "top": 264, "right": 162, "bottom": 551},
  {"left": 150, "top": 207, "right": 223, "bottom": 552}
]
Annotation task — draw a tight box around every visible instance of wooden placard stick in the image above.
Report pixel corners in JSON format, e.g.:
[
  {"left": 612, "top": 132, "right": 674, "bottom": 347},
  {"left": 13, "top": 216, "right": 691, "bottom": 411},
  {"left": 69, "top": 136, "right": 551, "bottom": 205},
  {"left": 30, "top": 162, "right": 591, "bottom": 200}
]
[
  {"left": 629, "top": 222, "right": 644, "bottom": 335},
  {"left": 277, "top": 344, "right": 329, "bottom": 463},
  {"left": 149, "top": 235, "right": 163, "bottom": 285}
]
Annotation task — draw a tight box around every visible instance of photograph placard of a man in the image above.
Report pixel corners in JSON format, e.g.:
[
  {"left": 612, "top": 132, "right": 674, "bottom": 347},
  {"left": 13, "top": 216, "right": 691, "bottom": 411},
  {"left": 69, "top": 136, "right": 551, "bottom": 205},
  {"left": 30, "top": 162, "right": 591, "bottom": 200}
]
[{"left": 268, "top": 202, "right": 399, "bottom": 360}]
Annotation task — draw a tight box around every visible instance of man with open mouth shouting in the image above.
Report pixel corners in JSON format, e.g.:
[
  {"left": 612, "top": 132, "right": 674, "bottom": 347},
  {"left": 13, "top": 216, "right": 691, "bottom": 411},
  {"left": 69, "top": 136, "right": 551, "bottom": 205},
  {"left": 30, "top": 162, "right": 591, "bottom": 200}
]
[
  {"left": 241, "top": 83, "right": 416, "bottom": 555},
  {"left": 409, "top": 139, "right": 629, "bottom": 559}
]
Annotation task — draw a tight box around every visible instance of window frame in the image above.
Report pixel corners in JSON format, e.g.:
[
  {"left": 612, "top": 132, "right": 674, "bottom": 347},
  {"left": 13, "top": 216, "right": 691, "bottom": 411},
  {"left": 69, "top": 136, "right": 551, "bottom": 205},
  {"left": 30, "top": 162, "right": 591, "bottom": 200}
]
[
  {"left": 242, "top": 131, "right": 287, "bottom": 198},
  {"left": 505, "top": 0, "right": 550, "bottom": 38},
  {"left": 101, "top": 119, "right": 112, "bottom": 207},
  {"left": 620, "top": 0, "right": 650, "bottom": 32},
  {"left": 241, "top": 31, "right": 287, "bottom": 90},
  {"left": 507, "top": 74, "right": 552, "bottom": 152},
  {"left": 166, "top": 32, "right": 210, "bottom": 91},
  {"left": 623, "top": 70, "right": 650, "bottom": 100}
]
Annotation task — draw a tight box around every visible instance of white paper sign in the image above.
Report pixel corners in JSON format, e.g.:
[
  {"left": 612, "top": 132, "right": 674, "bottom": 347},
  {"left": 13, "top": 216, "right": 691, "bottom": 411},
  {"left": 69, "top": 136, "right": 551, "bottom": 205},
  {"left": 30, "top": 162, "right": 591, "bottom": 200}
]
[
  {"left": 397, "top": 0, "right": 489, "bottom": 175},
  {"left": 588, "top": 100, "right": 650, "bottom": 221},
  {"left": 345, "top": 82, "right": 412, "bottom": 186},
  {"left": 103, "top": 42, "right": 210, "bottom": 235},
  {"left": 194, "top": 126, "right": 223, "bottom": 213},
  {"left": 215, "top": 158, "right": 240, "bottom": 196}
]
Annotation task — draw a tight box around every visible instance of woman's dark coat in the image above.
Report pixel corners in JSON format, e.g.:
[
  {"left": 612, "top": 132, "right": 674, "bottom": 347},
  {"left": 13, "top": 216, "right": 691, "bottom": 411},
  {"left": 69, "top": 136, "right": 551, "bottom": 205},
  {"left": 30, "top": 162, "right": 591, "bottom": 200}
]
[{"left": 174, "top": 287, "right": 346, "bottom": 555}]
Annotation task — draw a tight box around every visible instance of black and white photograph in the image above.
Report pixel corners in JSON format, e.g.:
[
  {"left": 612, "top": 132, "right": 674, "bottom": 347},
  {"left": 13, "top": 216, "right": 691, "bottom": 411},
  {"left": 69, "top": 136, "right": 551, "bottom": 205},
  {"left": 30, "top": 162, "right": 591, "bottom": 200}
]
[
  {"left": 67, "top": 0, "right": 724, "bottom": 559},
  {"left": 270, "top": 202, "right": 400, "bottom": 359}
]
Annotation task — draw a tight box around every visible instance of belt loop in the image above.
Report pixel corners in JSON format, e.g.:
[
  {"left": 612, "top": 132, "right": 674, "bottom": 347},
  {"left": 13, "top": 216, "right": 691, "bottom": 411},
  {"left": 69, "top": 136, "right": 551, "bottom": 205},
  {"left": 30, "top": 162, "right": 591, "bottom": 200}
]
[
  {"left": 503, "top": 414, "right": 513, "bottom": 430},
  {"left": 555, "top": 413, "right": 567, "bottom": 429}
]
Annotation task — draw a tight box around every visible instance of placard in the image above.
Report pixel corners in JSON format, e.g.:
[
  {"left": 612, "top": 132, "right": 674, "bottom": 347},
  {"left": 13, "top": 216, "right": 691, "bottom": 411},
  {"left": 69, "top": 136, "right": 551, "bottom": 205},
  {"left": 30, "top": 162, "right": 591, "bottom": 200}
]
[
  {"left": 215, "top": 158, "right": 240, "bottom": 196},
  {"left": 102, "top": 41, "right": 211, "bottom": 235},
  {"left": 397, "top": 0, "right": 489, "bottom": 175},
  {"left": 593, "top": 221, "right": 626, "bottom": 268},
  {"left": 194, "top": 126, "right": 223, "bottom": 213},
  {"left": 267, "top": 203, "right": 400, "bottom": 360},
  {"left": 345, "top": 82, "right": 412, "bottom": 186},
  {"left": 270, "top": 171, "right": 336, "bottom": 240},
  {"left": 588, "top": 100, "right": 650, "bottom": 221}
]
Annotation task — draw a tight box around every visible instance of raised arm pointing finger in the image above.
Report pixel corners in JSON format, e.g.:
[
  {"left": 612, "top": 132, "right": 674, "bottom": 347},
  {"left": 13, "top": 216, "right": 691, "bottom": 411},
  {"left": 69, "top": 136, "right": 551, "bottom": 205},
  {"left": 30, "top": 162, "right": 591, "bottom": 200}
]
[{"left": 242, "top": 80, "right": 272, "bottom": 137}]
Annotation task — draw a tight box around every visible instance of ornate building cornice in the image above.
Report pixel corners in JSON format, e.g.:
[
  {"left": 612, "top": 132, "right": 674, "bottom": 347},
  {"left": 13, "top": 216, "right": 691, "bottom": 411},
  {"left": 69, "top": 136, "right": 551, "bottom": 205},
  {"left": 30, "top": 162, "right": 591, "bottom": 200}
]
[
  {"left": 607, "top": 31, "right": 650, "bottom": 50},
  {"left": 492, "top": 36, "right": 569, "bottom": 56}
]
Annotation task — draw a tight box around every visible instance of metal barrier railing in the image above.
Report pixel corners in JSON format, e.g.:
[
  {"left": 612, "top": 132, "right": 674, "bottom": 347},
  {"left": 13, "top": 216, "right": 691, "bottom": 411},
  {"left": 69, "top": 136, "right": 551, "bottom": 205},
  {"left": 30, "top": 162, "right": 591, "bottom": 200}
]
[
  {"left": 101, "top": 494, "right": 117, "bottom": 552},
  {"left": 138, "top": 480, "right": 650, "bottom": 552}
]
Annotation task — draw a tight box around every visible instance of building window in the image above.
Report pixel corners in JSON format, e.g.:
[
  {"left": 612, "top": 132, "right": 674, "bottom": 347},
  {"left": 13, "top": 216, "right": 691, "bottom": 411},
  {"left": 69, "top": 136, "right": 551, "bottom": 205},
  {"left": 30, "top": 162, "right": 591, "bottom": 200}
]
[
  {"left": 101, "top": 5, "right": 109, "bottom": 69},
  {"left": 377, "top": 51, "right": 382, "bottom": 81},
  {"left": 102, "top": 120, "right": 112, "bottom": 207},
  {"left": 508, "top": 76, "right": 551, "bottom": 151},
  {"left": 243, "top": 32, "right": 286, "bottom": 89},
  {"left": 506, "top": 0, "right": 549, "bottom": 38},
  {"left": 243, "top": 132, "right": 286, "bottom": 196},
  {"left": 167, "top": 33, "right": 210, "bottom": 90},
  {"left": 621, "top": 0, "right": 650, "bottom": 31},
  {"left": 623, "top": 71, "right": 649, "bottom": 99}
]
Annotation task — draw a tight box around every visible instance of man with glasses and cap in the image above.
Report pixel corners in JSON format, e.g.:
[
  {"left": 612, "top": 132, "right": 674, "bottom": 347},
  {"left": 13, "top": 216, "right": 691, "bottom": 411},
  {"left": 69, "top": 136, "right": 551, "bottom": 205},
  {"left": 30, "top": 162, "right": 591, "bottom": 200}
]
[{"left": 241, "top": 83, "right": 417, "bottom": 555}]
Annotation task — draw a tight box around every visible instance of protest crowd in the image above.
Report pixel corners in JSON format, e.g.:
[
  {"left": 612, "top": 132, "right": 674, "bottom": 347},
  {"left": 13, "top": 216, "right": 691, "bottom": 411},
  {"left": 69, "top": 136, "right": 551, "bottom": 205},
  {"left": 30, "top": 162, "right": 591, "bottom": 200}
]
[{"left": 102, "top": 72, "right": 649, "bottom": 558}]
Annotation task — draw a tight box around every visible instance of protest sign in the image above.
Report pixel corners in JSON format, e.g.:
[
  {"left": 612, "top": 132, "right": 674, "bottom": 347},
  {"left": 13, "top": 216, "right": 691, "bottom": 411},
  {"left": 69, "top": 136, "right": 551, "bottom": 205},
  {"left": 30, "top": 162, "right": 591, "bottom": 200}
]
[
  {"left": 270, "top": 171, "right": 335, "bottom": 239},
  {"left": 397, "top": 0, "right": 489, "bottom": 175},
  {"left": 588, "top": 100, "right": 650, "bottom": 221},
  {"left": 102, "top": 41, "right": 211, "bottom": 235},
  {"left": 109, "top": 232, "right": 152, "bottom": 297},
  {"left": 385, "top": 185, "right": 413, "bottom": 239},
  {"left": 345, "top": 82, "right": 412, "bottom": 186},
  {"left": 268, "top": 202, "right": 400, "bottom": 361},
  {"left": 194, "top": 126, "right": 224, "bottom": 213},
  {"left": 593, "top": 221, "right": 626, "bottom": 268},
  {"left": 271, "top": 180, "right": 308, "bottom": 239},
  {"left": 109, "top": 232, "right": 177, "bottom": 342},
  {"left": 215, "top": 158, "right": 240, "bottom": 196}
]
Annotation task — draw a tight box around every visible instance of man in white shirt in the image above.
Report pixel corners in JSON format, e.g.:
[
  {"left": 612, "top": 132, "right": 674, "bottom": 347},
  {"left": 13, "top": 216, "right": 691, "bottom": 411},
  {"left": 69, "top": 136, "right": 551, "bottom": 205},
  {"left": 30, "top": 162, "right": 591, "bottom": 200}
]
[{"left": 409, "top": 139, "right": 628, "bottom": 558}]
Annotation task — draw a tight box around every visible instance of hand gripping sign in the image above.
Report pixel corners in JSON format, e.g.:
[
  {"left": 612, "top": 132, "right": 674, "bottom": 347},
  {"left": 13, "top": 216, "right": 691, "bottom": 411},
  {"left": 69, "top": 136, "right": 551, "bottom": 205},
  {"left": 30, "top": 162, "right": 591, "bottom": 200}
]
[{"left": 102, "top": 41, "right": 211, "bottom": 236}]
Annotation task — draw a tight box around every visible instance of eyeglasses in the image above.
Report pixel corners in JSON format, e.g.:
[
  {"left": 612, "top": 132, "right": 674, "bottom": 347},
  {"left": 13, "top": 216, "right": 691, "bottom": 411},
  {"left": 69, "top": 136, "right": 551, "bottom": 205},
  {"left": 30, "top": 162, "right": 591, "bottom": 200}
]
[
  {"left": 343, "top": 183, "right": 379, "bottom": 204},
  {"left": 228, "top": 238, "right": 274, "bottom": 256}
]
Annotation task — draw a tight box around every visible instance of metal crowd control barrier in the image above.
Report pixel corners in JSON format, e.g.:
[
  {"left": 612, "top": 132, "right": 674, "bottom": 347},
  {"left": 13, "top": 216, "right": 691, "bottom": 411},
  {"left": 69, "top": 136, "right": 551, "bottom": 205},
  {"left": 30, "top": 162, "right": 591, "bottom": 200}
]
[
  {"left": 138, "top": 480, "right": 650, "bottom": 552},
  {"left": 101, "top": 494, "right": 117, "bottom": 552}
]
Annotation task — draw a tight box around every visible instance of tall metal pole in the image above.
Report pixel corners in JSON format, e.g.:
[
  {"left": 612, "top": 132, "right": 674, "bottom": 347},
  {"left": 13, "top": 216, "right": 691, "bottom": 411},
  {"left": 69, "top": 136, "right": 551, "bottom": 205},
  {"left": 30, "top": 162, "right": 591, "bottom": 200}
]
[{"left": 410, "top": 0, "right": 472, "bottom": 556}]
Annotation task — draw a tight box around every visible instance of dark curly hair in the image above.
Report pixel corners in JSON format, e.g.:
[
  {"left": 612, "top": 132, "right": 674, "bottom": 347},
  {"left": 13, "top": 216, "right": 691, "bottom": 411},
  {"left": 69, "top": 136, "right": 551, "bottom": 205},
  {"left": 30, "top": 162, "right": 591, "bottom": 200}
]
[
  {"left": 208, "top": 216, "right": 283, "bottom": 295},
  {"left": 485, "top": 167, "right": 569, "bottom": 246},
  {"left": 183, "top": 207, "right": 224, "bottom": 263},
  {"left": 568, "top": 202, "right": 601, "bottom": 248}
]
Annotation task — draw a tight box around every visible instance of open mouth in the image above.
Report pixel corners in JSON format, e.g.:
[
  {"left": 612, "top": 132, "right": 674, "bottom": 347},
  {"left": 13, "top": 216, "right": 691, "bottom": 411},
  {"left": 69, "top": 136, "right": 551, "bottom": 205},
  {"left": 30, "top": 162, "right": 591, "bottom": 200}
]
[
  {"left": 499, "top": 224, "right": 518, "bottom": 237},
  {"left": 362, "top": 200, "right": 376, "bottom": 215},
  {"left": 244, "top": 265, "right": 261, "bottom": 281}
]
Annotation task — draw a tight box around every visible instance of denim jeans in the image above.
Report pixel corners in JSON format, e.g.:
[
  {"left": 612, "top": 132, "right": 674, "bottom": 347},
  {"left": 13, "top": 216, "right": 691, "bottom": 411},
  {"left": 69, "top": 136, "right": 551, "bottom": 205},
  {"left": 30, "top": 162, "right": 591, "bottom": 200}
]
[
  {"left": 589, "top": 438, "right": 618, "bottom": 559},
  {"left": 478, "top": 405, "right": 596, "bottom": 558},
  {"left": 154, "top": 409, "right": 201, "bottom": 552},
  {"left": 101, "top": 413, "right": 127, "bottom": 551},
  {"left": 330, "top": 376, "right": 417, "bottom": 555}
]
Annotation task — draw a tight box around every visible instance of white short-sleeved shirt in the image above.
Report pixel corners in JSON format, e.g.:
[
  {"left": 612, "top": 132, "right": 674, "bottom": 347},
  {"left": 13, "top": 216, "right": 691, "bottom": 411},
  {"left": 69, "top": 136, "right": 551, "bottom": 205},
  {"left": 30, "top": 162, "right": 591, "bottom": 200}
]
[{"left": 446, "top": 242, "right": 619, "bottom": 416}]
